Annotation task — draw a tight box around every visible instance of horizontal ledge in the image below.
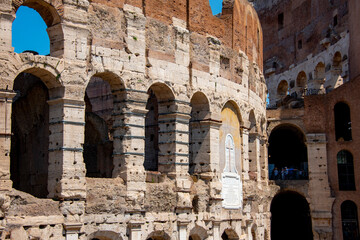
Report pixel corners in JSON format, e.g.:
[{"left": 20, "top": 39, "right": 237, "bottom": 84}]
[
  {"left": 158, "top": 162, "right": 189, "bottom": 166},
  {"left": 113, "top": 99, "right": 147, "bottom": 104},
  {"left": 158, "top": 130, "right": 189, "bottom": 134},
  {"left": 112, "top": 112, "right": 146, "bottom": 117},
  {"left": 113, "top": 124, "right": 145, "bottom": 129},
  {"left": 49, "top": 147, "right": 83, "bottom": 152},
  {"left": 113, "top": 152, "right": 145, "bottom": 156},
  {"left": 112, "top": 88, "right": 148, "bottom": 94},
  {"left": 114, "top": 135, "right": 145, "bottom": 140},
  {"left": 159, "top": 153, "right": 189, "bottom": 157},
  {"left": 159, "top": 112, "right": 191, "bottom": 116},
  {"left": 158, "top": 141, "right": 189, "bottom": 145},
  {"left": 49, "top": 120, "right": 85, "bottom": 126},
  {"left": 158, "top": 119, "right": 189, "bottom": 124}
]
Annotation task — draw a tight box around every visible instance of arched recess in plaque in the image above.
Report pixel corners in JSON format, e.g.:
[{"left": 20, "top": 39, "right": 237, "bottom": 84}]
[{"left": 221, "top": 134, "right": 243, "bottom": 209}]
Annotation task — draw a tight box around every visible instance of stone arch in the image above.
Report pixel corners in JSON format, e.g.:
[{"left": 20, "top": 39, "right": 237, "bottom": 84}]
[
  {"left": 333, "top": 51, "right": 342, "bottom": 69},
  {"left": 84, "top": 72, "right": 125, "bottom": 178},
  {"left": 296, "top": 71, "right": 307, "bottom": 88},
  {"left": 10, "top": 68, "right": 60, "bottom": 198},
  {"left": 145, "top": 82, "right": 176, "bottom": 174},
  {"left": 220, "top": 101, "right": 243, "bottom": 209},
  {"left": 277, "top": 80, "right": 288, "bottom": 96},
  {"left": 88, "top": 230, "right": 123, "bottom": 240},
  {"left": 189, "top": 91, "right": 211, "bottom": 174},
  {"left": 13, "top": 65, "right": 64, "bottom": 98},
  {"left": 221, "top": 228, "right": 239, "bottom": 240},
  {"left": 146, "top": 230, "right": 171, "bottom": 240},
  {"left": 314, "top": 62, "right": 325, "bottom": 80},
  {"left": 12, "top": 0, "right": 65, "bottom": 57},
  {"left": 270, "top": 190, "right": 313, "bottom": 240},
  {"left": 189, "top": 225, "right": 208, "bottom": 240},
  {"left": 268, "top": 123, "right": 308, "bottom": 180},
  {"left": 248, "top": 110, "right": 259, "bottom": 180}
]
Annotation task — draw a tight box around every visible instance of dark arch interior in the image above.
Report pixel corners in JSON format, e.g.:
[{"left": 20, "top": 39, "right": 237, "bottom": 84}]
[
  {"left": 10, "top": 73, "right": 49, "bottom": 198},
  {"left": 144, "top": 89, "right": 159, "bottom": 171},
  {"left": 84, "top": 77, "right": 114, "bottom": 178},
  {"left": 341, "top": 200, "right": 360, "bottom": 240},
  {"left": 334, "top": 102, "right": 352, "bottom": 141},
  {"left": 271, "top": 191, "right": 313, "bottom": 240},
  {"left": 268, "top": 125, "right": 308, "bottom": 180}
]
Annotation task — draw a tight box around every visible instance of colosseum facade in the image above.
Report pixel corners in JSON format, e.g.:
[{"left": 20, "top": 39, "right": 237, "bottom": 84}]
[{"left": 0, "top": 0, "right": 277, "bottom": 239}]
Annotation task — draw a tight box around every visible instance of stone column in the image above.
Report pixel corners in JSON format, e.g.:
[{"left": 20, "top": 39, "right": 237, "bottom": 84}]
[
  {"left": 208, "top": 119, "right": 223, "bottom": 215},
  {"left": 158, "top": 101, "right": 191, "bottom": 177},
  {"left": 0, "top": 5, "right": 14, "bottom": 52},
  {"left": 63, "top": 223, "right": 82, "bottom": 240},
  {"left": 129, "top": 220, "right": 144, "bottom": 240},
  {"left": 178, "top": 220, "right": 190, "bottom": 240},
  {"left": 248, "top": 133, "right": 261, "bottom": 181},
  {"left": 259, "top": 137, "right": 269, "bottom": 185},
  {"left": 242, "top": 128, "right": 250, "bottom": 181},
  {"left": 306, "top": 133, "right": 334, "bottom": 240},
  {"left": 47, "top": 98, "right": 86, "bottom": 199},
  {"left": 0, "top": 91, "right": 15, "bottom": 191},
  {"left": 212, "top": 221, "right": 221, "bottom": 240},
  {"left": 112, "top": 89, "right": 148, "bottom": 207}
]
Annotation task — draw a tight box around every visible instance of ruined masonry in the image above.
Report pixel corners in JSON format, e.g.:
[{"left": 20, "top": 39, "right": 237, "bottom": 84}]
[{"left": 0, "top": 0, "right": 277, "bottom": 239}]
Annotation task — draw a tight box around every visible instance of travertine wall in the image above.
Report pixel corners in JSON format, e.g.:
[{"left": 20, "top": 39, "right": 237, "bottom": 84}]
[{"left": 0, "top": 0, "right": 277, "bottom": 239}]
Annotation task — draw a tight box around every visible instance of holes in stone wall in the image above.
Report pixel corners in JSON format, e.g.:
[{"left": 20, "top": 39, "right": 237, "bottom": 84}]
[{"left": 189, "top": 92, "right": 210, "bottom": 175}]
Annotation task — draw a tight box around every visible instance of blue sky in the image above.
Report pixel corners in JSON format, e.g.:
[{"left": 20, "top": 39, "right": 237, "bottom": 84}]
[{"left": 12, "top": 1, "right": 223, "bottom": 55}]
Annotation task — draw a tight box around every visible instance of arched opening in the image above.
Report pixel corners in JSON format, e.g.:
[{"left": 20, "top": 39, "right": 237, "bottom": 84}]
[
  {"left": 270, "top": 191, "right": 313, "bottom": 240},
  {"left": 333, "top": 52, "right": 343, "bottom": 71},
  {"left": 268, "top": 124, "right": 308, "bottom": 180},
  {"left": 146, "top": 231, "right": 171, "bottom": 240},
  {"left": 221, "top": 229, "right": 239, "bottom": 240},
  {"left": 84, "top": 73, "right": 125, "bottom": 178},
  {"left": 189, "top": 92, "right": 210, "bottom": 175},
  {"left": 334, "top": 102, "right": 352, "bottom": 141},
  {"left": 10, "top": 72, "right": 50, "bottom": 198},
  {"left": 277, "top": 80, "right": 288, "bottom": 96},
  {"left": 337, "top": 150, "right": 355, "bottom": 191},
  {"left": 248, "top": 110, "right": 259, "bottom": 180},
  {"left": 314, "top": 62, "right": 325, "bottom": 81},
  {"left": 331, "top": 52, "right": 343, "bottom": 89},
  {"left": 145, "top": 83, "right": 176, "bottom": 174},
  {"left": 296, "top": 71, "right": 307, "bottom": 96},
  {"left": 209, "top": 0, "right": 223, "bottom": 15},
  {"left": 341, "top": 200, "right": 360, "bottom": 240},
  {"left": 12, "top": 1, "right": 64, "bottom": 57},
  {"left": 88, "top": 230, "right": 122, "bottom": 240},
  {"left": 220, "top": 101, "right": 242, "bottom": 209},
  {"left": 189, "top": 226, "right": 208, "bottom": 240}
]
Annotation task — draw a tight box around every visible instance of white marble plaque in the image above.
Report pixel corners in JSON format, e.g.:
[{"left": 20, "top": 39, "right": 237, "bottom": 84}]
[
  {"left": 221, "top": 172, "right": 242, "bottom": 209},
  {"left": 222, "top": 134, "right": 242, "bottom": 209}
]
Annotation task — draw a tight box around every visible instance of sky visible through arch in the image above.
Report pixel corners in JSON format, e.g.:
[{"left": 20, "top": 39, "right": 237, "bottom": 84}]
[{"left": 12, "top": 1, "right": 223, "bottom": 55}]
